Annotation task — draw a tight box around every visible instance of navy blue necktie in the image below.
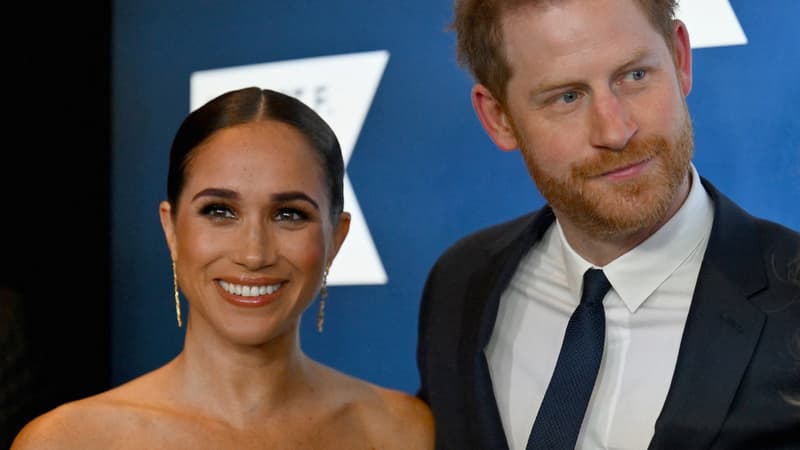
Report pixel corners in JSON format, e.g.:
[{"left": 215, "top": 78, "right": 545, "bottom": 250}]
[{"left": 526, "top": 268, "right": 611, "bottom": 450}]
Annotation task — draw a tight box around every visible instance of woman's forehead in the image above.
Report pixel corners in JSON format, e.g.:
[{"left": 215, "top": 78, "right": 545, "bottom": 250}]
[{"left": 182, "top": 122, "right": 326, "bottom": 198}]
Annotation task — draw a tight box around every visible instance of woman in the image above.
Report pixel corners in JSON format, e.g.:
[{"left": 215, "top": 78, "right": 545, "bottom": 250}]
[{"left": 12, "top": 87, "right": 434, "bottom": 449}]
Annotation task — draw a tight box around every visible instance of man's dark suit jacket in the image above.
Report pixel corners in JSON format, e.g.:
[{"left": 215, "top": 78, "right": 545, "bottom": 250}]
[{"left": 417, "top": 178, "right": 799, "bottom": 450}]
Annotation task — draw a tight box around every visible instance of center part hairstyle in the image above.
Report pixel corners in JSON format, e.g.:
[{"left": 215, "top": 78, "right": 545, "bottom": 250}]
[
  {"left": 166, "top": 87, "right": 345, "bottom": 219},
  {"left": 450, "top": 0, "right": 679, "bottom": 106}
]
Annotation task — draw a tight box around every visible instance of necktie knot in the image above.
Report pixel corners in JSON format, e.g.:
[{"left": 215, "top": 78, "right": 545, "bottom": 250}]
[{"left": 580, "top": 268, "right": 611, "bottom": 306}]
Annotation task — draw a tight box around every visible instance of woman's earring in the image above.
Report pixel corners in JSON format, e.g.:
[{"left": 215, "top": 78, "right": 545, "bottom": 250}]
[
  {"left": 317, "top": 269, "right": 329, "bottom": 333},
  {"left": 172, "top": 260, "right": 182, "bottom": 328}
]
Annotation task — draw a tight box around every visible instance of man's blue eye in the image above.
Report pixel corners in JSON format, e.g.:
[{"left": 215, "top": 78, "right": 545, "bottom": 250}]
[
  {"left": 631, "top": 69, "right": 646, "bottom": 80},
  {"left": 561, "top": 92, "right": 579, "bottom": 103}
]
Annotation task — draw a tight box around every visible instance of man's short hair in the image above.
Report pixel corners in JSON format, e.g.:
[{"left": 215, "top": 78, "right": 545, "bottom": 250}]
[{"left": 451, "top": 0, "right": 679, "bottom": 106}]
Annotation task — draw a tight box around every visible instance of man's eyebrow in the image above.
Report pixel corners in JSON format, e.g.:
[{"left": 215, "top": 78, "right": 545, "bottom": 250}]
[
  {"left": 527, "top": 47, "right": 654, "bottom": 100},
  {"left": 616, "top": 47, "right": 652, "bottom": 71}
]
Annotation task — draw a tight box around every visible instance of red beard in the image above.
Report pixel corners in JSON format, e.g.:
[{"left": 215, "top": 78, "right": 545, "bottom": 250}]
[{"left": 522, "top": 111, "right": 694, "bottom": 239}]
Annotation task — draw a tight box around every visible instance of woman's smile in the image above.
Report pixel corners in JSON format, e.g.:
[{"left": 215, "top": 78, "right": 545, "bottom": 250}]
[
  {"left": 216, "top": 279, "right": 286, "bottom": 307},
  {"left": 217, "top": 280, "right": 286, "bottom": 306}
]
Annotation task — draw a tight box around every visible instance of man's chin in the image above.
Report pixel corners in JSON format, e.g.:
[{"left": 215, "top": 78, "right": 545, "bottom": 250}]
[{"left": 555, "top": 179, "right": 676, "bottom": 239}]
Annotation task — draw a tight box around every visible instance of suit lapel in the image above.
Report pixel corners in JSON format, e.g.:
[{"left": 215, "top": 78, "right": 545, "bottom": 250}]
[
  {"left": 458, "top": 208, "right": 556, "bottom": 449},
  {"left": 447, "top": 179, "right": 770, "bottom": 448},
  {"left": 650, "top": 179, "right": 768, "bottom": 449}
]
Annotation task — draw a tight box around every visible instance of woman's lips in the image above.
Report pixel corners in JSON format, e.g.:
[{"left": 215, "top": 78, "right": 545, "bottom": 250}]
[{"left": 216, "top": 279, "right": 285, "bottom": 307}]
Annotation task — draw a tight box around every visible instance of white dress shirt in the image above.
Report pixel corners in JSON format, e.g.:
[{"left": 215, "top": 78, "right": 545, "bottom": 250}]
[{"left": 485, "top": 165, "right": 714, "bottom": 450}]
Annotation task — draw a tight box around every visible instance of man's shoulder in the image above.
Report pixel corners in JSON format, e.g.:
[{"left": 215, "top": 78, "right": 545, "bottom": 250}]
[
  {"left": 442, "top": 208, "right": 548, "bottom": 258},
  {"left": 752, "top": 215, "right": 800, "bottom": 243},
  {"left": 703, "top": 177, "right": 799, "bottom": 247},
  {"left": 702, "top": 178, "right": 799, "bottom": 292},
  {"left": 427, "top": 207, "right": 553, "bottom": 280},
  {"left": 752, "top": 216, "right": 800, "bottom": 282}
]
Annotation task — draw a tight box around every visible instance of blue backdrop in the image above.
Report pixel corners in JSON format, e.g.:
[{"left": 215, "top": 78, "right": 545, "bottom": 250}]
[{"left": 112, "top": 0, "right": 799, "bottom": 394}]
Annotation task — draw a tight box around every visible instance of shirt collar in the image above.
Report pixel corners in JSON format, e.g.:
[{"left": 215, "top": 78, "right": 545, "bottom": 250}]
[{"left": 558, "top": 164, "right": 714, "bottom": 311}]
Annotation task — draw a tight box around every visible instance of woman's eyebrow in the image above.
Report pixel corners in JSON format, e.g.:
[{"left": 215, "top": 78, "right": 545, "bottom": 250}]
[
  {"left": 191, "top": 187, "right": 238, "bottom": 202},
  {"left": 272, "top": 191, "right": 320, "bottom": 211}
]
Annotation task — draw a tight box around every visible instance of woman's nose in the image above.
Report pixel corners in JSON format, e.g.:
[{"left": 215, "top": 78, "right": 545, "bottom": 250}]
[{"left": 236, "top": 221, "right": 278, "bottom": 270}]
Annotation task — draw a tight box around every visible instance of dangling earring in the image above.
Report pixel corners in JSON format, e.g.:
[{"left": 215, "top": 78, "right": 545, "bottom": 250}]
[
  {"left": 172, "top": 260, "right": 182, "bottom": 328},
  {"left": 317, "top": 269, "right": 329, "bottom": 333}
]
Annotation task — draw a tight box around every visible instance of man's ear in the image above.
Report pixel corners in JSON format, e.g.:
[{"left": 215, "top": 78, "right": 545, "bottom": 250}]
[
  {"left": 471, "top": 83, "right": 520, "bottom": 151},
  {"left": 159, "top": 201, "right": 178, "bottom": 261},
  {"left": 672, "top": 19, "right": 693, "bottom": 96}
]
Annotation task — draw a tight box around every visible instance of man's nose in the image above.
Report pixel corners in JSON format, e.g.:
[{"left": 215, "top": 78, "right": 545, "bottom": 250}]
[{"left": 589, "top": 91, "right": 638, "bottom": 151}]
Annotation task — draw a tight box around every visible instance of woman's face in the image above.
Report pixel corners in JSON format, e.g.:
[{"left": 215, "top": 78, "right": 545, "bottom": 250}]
[{"left": 160, "top": 121, "right": 349, "bottom": 346}]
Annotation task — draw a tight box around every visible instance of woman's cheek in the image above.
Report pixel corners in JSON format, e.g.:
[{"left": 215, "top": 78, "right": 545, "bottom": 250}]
[{"left": 281, "top": 228, "right": 328, "bottom": 270}]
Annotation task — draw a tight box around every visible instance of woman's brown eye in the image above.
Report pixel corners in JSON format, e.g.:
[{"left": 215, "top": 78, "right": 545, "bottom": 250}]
[
  {"left": 274, "top": 208, "right": 308, "bottom": 222},
  {"left": 200, "top": 203, "right": 236, "bottom": 219}
]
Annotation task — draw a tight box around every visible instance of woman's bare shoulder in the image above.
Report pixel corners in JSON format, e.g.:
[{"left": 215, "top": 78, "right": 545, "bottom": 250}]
[
  {"left": 11, "top": 370, "right": 168, "bottom": 450},
  {"left": 317, "top": 365, "right": 435, "bottom": 450},
  {"left": 370, "top": 385, "right": 435, "bottom": 449},
  {"left": 12, "top": 392, "right": 126, "bottom": 449}
]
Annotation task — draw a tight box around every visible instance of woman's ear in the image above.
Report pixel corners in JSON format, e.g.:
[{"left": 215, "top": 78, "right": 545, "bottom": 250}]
[
  {"left": 472, "top": 83, "right": 520, "bottom": 151},
  {"left": 327, "top": 212, "right": 351, "bottom": 269},
  {"left": 159, "top": 201, "right": 178, "bottom": 261}
]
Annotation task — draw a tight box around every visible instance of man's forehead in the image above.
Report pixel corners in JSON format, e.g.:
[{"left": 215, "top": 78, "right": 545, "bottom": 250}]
[
  {"left": 499, "top": 1, "right": 672, "bottom": 86},
  {"left": 498, "top": 0, "right": 654, "bottom": 31},
  {"left": 499, "top": 0, "right": 660, "bottom": 54}
]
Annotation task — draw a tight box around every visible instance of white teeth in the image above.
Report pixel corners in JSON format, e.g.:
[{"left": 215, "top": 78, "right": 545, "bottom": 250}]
[{"left": 218, "top": 280, "right": 282, "bottom": 297}]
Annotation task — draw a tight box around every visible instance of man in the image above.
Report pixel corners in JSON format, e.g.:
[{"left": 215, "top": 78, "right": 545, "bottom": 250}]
[{"left": 416, "top": 0, "right": 800, "bottom": 449}]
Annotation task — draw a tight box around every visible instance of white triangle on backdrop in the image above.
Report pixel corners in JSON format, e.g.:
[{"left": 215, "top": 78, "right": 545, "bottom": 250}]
[
  {"left": 189, "top": 50, "right": 390, "bottom": 286},
  {"left": 676, "top": 0, "right": 747, "bottom": 48}
]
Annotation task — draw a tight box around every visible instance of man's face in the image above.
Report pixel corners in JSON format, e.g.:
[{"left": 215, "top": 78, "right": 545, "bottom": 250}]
[{"left": 484, "top": 0, "right": 694, "bottom": 239}]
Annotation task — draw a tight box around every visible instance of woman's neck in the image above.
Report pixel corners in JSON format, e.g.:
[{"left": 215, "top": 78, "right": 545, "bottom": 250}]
[{"left": 168, "top": 320, "right": 317, "bottom": 426}]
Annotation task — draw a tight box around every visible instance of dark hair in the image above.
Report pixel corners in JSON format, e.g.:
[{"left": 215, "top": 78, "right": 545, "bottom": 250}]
[
  {"left": 451, "top": 0, "right": 679, "bottom": 106},
  {"left": 166, "top": 87, "right": 344, "bottom": 219}
]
